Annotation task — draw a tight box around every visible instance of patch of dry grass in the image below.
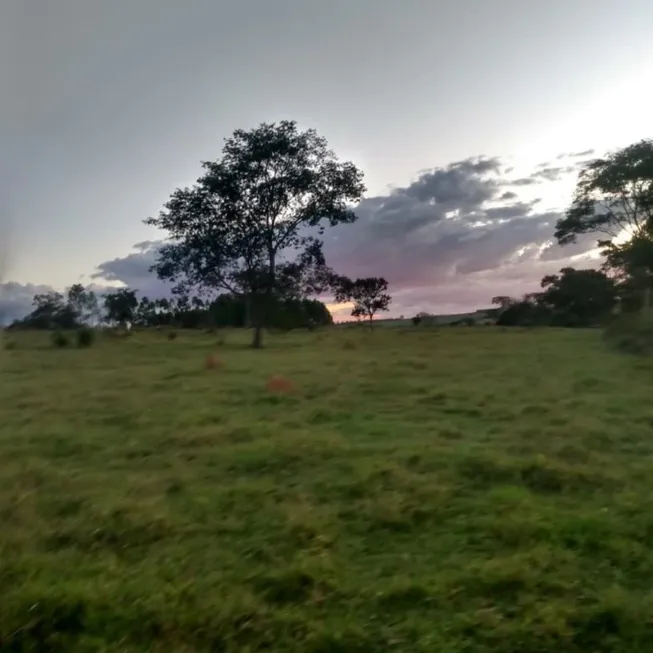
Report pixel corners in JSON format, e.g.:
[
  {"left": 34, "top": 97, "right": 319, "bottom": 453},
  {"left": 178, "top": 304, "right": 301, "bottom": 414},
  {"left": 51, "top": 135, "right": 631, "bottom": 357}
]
[{"left": 2, "top": 326, "right": 653, "bottom": 651}]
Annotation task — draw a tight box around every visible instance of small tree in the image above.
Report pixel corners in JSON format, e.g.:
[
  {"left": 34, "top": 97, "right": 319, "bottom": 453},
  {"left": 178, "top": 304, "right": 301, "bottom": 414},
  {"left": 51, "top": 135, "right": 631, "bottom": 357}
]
[
  {"left": 67, "top": 283, "right": 99, "bottom": 325},
  {"left": 146, "top": 120, "right": 365, "bottom": 348},
  {"left": 335, "top": 276, "right": 391, "bottom": 325}
]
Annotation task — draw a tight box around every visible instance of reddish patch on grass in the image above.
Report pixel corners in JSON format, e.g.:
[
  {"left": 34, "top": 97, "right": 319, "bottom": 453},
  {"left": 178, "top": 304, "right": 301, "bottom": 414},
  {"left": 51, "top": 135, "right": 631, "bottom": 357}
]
[
  {"left": 204, "top": 354, "right": 223, "bottom": 370},
  {"left": 266, "top": 375, "right": 294, "bottom": 394}
]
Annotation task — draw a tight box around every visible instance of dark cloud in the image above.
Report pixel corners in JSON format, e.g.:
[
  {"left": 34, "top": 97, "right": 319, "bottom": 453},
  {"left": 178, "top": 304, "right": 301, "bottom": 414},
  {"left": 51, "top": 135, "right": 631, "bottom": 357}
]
[
  {"left": 557, "top": 149, "right": 595, "bottom": 159},
  {"left": 529, "top": 166, "right": 576, "bottom": 182},
  {"left": 80, "top": 154, "right": 597, "bottom": 318},
  {"left": 507, "top": 177, "right": 538, "bottom": 186},
  {"left": 507, "top": 163, "right": 577, "bottom": 186},
  {"left": 571, "top": 149, "right": 595, "bottom": 158},
  {"left": 91, "top": 243, "right": 172, "bottom": 299},
  {"left": 0, "top": 282, "right": 53, "bottom": 325}
]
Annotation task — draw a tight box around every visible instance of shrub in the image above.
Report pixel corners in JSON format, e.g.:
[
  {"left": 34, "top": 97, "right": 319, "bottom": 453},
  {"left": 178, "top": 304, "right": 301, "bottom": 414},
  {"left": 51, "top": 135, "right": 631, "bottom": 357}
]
[
  {"left": 106, "top": 327, "right": 132, "bottom": 338},
  {"left": 604, "top": 310, "right": 653, "bottom": 355},
  {"left": 167, "top": 331, "right": 178, "bottom": 341},
  {"left": 76, "top": 327, "right": 95, "bottom": 348},
  {"left": 52, "top": 331, "right": 70, "bottom": 348},
  {"left": 496, "top": 301, "right": 551, "bottom": 327},
  {"left": 411, "top": 316, "right": 422, "bottom": 326}
]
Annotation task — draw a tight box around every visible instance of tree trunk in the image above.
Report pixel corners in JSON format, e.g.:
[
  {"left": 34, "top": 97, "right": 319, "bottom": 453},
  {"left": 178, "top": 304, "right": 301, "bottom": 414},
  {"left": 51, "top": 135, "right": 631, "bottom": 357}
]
[
  {"left": 644, "top": 286, "right": 652, "bottom": 311},
  {"left": 252, "top": 323, "right": 263, "bottom": 349},
  {"left": 250, "top": 295, "right": 265, "bottom": 349},
  {"left": 244, "top": 294, "right": 252, "bottom": 328}
]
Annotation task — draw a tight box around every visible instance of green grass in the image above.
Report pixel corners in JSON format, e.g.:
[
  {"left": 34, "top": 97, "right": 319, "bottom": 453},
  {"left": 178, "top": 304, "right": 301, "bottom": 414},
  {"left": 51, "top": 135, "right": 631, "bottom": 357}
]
[{"left": 2, "top": 326, "right": 653, "bottom": 651}]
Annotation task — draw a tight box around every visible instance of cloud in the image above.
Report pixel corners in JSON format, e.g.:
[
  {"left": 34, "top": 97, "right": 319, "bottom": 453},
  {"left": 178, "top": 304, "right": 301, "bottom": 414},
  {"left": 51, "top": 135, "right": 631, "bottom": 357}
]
[
  {"left": 317, "top": 158, "right": 569, "bottom": 286},
  {"left": 529, "top": 165, "right": 576, "bottom": 182},
  {"left": 91, "top": 242, "right": 172, "bottom": 299},
  {"left": 0, "top": 282, "right": 53, "bottom": 325},
  {"left": 506, "top": 163, "right": 578, "bottom": 186},
  {"left": 76, "top": 154, "right": 598, "bottom": 318},
  {"left": 557, "top": 149, "right": 595, "bottom": 160},
  {"left": 507, "top": 177, "right": 538, "bottom": 186}
]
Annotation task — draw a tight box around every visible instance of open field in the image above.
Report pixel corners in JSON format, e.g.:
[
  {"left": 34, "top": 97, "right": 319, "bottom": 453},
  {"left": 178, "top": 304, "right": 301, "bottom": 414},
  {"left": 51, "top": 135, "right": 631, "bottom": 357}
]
[{"left": 3, "top": 327, "right": 653, "bottom": 651}]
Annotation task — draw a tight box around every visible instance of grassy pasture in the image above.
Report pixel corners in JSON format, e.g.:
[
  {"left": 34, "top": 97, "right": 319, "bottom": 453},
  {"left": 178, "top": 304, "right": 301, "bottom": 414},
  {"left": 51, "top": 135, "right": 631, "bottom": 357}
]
[{"left": 2, "top": 326, "right": 653, "bottom": 651}]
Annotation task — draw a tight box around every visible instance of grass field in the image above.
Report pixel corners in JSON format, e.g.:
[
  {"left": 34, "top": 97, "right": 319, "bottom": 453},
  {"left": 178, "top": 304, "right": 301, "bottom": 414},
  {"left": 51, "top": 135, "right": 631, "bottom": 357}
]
[{"left": 2, "top": 326, "right": 653, "bottom": 651}]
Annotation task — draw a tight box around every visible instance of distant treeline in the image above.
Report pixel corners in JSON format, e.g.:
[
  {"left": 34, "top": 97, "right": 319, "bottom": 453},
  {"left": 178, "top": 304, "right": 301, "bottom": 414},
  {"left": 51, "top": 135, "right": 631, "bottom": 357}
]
[{"left": 8, "top": 284, "right": 333, "bottom": 331}]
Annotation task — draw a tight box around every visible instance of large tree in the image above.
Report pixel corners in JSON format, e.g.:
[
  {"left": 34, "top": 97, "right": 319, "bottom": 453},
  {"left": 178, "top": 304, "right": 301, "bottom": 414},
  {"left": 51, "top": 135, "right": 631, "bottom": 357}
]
[
  {"left": 146, "top": 120, "right": 365, "bottom": 348},
  {"left": 555, "top": 140, "right": 653, "bottom": 245},
  {"left": 539, "top": 267, "right": 617, "bottom": 326},
  {"left": 554, "top": 139, "right": 653, "bottom": 307}
]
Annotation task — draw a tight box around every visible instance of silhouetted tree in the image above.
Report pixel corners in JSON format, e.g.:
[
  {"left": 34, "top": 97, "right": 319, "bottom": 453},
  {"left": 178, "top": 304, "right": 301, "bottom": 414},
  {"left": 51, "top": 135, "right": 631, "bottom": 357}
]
[
  {"left": 491, "top": 296, "right": 517, "bottom": 309},
  {"left": 496, "top": 295, "right": 550, "bottom": 327},
  {"left": 538, "top": 267, "right": 617, "bottom": 326},
  {"left": 10, "top": 280, "right": 334, "bottom": 333},
  {"left": 602, "top": 234, "right": 653, "bottom": 312},
  {"left": 67, "top": 283, "right": 100, "bottom": 325},
  {"left": 335, "top": 276, "right": 391, "bottom": 325},
  {"left": 104, "top": 288, "right": 138, "bottom": 327},
  {"left": 11, "top": 291, "right": 78, "bottom": 330},
  {"left": 146, "top": 120, "right": 365, "bottom": 348},
  {"left": 555, "top": 139, "right": 653, "bottom": 307}
]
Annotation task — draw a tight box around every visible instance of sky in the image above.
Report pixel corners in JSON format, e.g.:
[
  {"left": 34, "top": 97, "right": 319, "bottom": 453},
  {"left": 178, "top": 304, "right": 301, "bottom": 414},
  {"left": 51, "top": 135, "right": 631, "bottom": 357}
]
[{"left": 1, "top": 0, "right": 652, "bottom": 322}]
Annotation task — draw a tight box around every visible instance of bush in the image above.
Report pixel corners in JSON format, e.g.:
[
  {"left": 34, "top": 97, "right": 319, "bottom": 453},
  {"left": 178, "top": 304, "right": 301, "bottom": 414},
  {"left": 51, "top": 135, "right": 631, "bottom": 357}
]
[
  {"left": 167, "top": 331, "right": 178, "bottom": 341},
  {"left": 76, "top": 327, "right": 95, "bottom": 348},
  {"left": 496, "top": 301, "right": 552, "bottom": 327},
  {"left": 452, "top": 317, "right": 476, "bottom": 327},
  {"left": 604, "top": 311, "right": 653, "bottom": 355},
  {"left": 52, "top": 331, "right": 70, "bottom": 348}
]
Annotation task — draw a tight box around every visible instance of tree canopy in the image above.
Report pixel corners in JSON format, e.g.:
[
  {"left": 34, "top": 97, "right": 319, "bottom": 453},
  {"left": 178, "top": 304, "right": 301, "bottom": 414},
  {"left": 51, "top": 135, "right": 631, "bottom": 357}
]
[
  {"left": 554, "top": 139, "right": 653, "bottom": 246},
  {"left": 146, "top": 120, "right": 365, "bottom": 347},
  {"left": 494, "top": 267, "right": 617, "bottom": 328},
  {"left": 554, "top": 140, "right": 653, "bottom": 309},
  {"left": 103, "top": 288, "right": 139, "bottom": 327},
  {"left": 539, "top": 267, "right": 617, "bottom": 326}
]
